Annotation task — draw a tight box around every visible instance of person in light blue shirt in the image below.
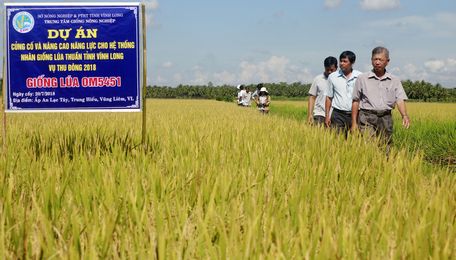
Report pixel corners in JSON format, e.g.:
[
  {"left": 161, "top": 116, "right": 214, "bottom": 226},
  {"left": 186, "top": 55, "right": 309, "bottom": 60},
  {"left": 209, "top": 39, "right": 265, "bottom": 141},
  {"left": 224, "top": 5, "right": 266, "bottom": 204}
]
[
  {"left": 307, "top": 56, "right": 338, "bottom": 125},
  {"left": 325, "top": 51, "right": 362, "bottom": 137}
]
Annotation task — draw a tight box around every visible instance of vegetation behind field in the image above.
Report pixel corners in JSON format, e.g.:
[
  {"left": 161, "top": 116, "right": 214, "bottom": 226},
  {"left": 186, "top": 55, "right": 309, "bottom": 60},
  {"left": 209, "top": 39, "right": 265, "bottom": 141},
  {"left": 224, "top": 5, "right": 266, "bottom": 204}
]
[
  {"left": 0, "top": 99, "right": 455, "bottom": 258},
  {"left": 142, "top": 80, "right": 456, "bottom": 103}
]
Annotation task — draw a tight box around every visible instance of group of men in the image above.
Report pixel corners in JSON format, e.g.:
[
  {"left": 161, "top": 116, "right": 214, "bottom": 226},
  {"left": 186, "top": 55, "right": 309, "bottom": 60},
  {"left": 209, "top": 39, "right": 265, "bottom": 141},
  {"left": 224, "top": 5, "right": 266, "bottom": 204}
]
[
  {"left": 237, "top": 83, "right": 271, "bottom": 113},
  {"left": 307, "top": 47, "right": 410, "bottom": 152}
]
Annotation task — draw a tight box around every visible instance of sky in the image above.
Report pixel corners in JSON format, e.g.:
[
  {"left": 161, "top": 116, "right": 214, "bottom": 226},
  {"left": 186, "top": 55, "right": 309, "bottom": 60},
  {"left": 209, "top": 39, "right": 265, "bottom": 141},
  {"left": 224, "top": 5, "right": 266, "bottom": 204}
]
[{"left": 2, "top": 0, "right": 456, "bottom": 88}]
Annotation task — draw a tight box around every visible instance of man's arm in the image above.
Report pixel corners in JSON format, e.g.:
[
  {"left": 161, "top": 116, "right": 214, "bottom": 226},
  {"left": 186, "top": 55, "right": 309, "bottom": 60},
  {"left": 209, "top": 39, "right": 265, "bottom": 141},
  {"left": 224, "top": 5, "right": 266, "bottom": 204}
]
[
  {"left": 351, "top": 100, "right": 360, "bottom": 131},
  {"left": 396, "top": 100, "right": 410, "bottom": 129},
  {"left": 351, "top": 76, "right": 363, "bottom": 132},
  {"left": 324, "top": 76, "right": 335, "bottom": 128},
  {"left": 307, "top": 96, "right": 316, "bottom": 124},
  {"left": 325, "top": 97, "right": 332, "bottom": 127}
]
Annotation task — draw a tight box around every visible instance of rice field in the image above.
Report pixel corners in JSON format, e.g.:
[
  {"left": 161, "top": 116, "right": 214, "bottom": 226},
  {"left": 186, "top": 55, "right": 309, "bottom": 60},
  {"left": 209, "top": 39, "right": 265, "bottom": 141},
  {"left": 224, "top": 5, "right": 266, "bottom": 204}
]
[{"left": 0, "top": 99, "right": 455, "bottom": 258}]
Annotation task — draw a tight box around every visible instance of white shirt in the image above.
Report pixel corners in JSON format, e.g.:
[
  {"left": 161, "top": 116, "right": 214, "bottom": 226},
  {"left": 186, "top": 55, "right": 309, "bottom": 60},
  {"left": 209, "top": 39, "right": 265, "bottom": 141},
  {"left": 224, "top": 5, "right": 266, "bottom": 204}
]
[
  {"left": 326, "top": 69, "right": 362, "bottom": 111},
  {"left": 242, "top": 92, "right": 252, "bottom": 106},
  {"left": 308, "top": 73, "right": 329, "bottom": 117},
  {"left": 237, "top": 89, "right": 246, "bottom": 104}
]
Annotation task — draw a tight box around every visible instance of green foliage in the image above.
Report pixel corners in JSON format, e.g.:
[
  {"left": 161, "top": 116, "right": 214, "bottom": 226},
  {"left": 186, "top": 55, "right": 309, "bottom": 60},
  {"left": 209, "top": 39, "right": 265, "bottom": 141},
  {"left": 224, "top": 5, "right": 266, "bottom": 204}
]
[
  {"left": 146, "top": 80, "right": 456, "bottom": 102},
  {"left": 402, "top": 80, "right": 456, "bottom": 102},
  {"left": 147, "top": 84, "right": 237, "bottom": 102},
  {"left": 146, "top": 82, "right": 311, "bottom": 101}
]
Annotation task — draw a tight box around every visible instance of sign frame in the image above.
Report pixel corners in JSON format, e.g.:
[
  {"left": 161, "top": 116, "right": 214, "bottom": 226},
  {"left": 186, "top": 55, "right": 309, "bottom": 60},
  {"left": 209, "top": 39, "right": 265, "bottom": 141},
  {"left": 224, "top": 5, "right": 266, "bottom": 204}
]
[{"left": 3, "top": 2, "right": 144, "bottom": 113}]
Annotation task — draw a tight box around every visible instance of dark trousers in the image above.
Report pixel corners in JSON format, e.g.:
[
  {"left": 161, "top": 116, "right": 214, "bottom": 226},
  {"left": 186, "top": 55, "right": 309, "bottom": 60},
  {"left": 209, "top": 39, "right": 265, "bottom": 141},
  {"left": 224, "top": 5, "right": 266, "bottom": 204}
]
[
  {"left": 358, "top": 109, "right": 393, "bottom": 154},
  {"left": 331, "top": 108, "right": 352, "bottom": 138},
  {"left": 313, "top": 115, "right": 325, "bottom": 125}
]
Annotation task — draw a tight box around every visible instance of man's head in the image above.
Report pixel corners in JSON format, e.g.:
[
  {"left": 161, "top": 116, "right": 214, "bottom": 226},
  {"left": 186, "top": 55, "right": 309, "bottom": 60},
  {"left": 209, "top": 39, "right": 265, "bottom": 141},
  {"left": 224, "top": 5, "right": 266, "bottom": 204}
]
[
  {"left": 259, "top": 87, "right": 268, "bottom": 95},
  {"left": 339, "top": 51, "right": 356, "bottom": 74},
  {"left": 256, "top": 83, "right": 263, "bottom": 90},
  {"left": 371, "top": 46, "right": 390, "bottom": 75},
  {"left": 323, "top": 56, "right": 338, "bottom": 77}
]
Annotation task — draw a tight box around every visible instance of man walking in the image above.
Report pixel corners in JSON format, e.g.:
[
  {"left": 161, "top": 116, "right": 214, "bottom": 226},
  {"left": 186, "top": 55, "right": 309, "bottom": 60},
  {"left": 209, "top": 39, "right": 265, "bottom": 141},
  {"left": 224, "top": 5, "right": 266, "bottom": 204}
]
[
  {"left": 252, "top": 83, "right": 263, "bottom": 103},
  {"left": 307, "top": 56, "right": 338, "bottom": 125},
  {"left": 351, "top": 46, "right": 410, "bottom": 153},
  {"left": 325, "top": 51, "right": 362, "bottom": 137},
  {"left": 237, "top": 84, "right": 246, "bottom": 106}
]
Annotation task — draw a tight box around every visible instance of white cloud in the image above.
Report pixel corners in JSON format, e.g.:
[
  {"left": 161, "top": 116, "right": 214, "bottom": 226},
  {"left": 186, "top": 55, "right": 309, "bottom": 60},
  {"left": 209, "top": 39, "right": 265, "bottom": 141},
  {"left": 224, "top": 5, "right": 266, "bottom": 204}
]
[
  {"left": 162, "top": 61, "right": 173, "bottom": 68},
  {"left": 389, "top": 59, "right": 456, "bottom": 87},
  {"left": 324, "top": 0, "right": 401, "bottom": 10},
  {"left": 395, "top": 63, "right": 428, "bottom": 82},
  {"left": 162, "top": 56, "right": 314, "bottom": 86},
  {"left": 238, "top": 56, "right": 313, "bottom": 84},
  {"left": 239, "top": 56, "right": 289, "bottom": 83},
  {"left": 422, "top": 58, "right": 456, "bottom": 87},
  {"left": 424, "top": 60, "right": 445, "bottom": 73},
  {"left": 213, "top": 71, "right": 237, "bottom": 84},
  {"left": 424, "top": 58, "right": 456, "bottom": 73},
  {"left": 144, "top": 0, "right": 159, "bottom": 11},
  {"left": 154, "top": 57, "right": 456, "bottom": 87},
  {"left": 144, "top": 0, "right": 159, "bottom": 27},
  {"left": 360, "top": 0, "right": 400, "bottom": 10},
  {"left": 324, "top": 0, "right": 341, "bottom": 9},
  {"left": 447, "top": 58, "right": 456, "bottom": 68},
  {"left": 190, "top": 66, "right": 210, "bottom": 85}
]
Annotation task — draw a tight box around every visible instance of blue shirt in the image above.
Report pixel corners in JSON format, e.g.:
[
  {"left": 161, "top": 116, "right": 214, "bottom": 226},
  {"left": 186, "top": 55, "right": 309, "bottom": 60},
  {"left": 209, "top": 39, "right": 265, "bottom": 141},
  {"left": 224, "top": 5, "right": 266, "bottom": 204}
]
[{"left": 326, "top": 69, "right": 362, "bottom": 111}]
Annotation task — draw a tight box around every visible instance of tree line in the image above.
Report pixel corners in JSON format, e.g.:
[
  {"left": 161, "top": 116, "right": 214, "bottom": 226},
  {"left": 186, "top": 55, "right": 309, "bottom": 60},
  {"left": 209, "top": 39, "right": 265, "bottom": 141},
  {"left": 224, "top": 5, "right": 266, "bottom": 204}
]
[
  {"left": 147, "top": 80, "right": 456, "bottom": 102},
  {"left": 146, "top": 82, "right": 311, "bottom": 102}
]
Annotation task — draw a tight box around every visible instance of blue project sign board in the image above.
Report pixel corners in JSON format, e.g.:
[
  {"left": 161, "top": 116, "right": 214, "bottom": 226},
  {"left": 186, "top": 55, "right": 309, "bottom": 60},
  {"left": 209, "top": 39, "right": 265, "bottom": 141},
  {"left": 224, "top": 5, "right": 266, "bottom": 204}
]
[{"left": 4, "top": 3, "right": 142, "bottom": 112}]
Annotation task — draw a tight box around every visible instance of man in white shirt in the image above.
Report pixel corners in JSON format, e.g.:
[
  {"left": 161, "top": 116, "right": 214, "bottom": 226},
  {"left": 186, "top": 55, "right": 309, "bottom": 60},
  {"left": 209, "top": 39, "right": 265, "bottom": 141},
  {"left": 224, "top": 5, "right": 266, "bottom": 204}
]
[
  {"left": 242, "top": 88, "right": 252, "bottom": 107},
  {"left": 251, "top": 83, "right": 262, "bottom": 104},
  {"left": 237, "top": 84, "right": 245, "bottom": 106},
  {"left": 325, "top": 51, "right": 362, "bottom": 137},
  {"left": 307, "top": 56, "right": 338, "bottom": 125}
]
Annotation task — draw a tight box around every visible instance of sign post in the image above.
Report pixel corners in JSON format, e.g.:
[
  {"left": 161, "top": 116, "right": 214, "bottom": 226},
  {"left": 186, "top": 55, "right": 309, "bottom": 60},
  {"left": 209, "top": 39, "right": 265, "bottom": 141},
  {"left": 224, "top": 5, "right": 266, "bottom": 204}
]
[
  {"left": 141, "top": 3, "right": 147, "bottom": 147},
  {"left": 2, "top": 57, "right": 6, "bottom": 155}
]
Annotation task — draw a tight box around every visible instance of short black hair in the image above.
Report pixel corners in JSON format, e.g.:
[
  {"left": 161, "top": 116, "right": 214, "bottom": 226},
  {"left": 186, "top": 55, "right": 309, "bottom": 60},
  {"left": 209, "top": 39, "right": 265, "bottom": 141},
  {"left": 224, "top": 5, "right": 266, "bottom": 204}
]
[
  {"left": 340, "top": 51, "right": 356, "bottom": 64},
  {"left": 324, "top": 56, "right": 338, "bottom": 68},
  {"left": 256, "top": 83, "right": 263, "bottom": 89}
]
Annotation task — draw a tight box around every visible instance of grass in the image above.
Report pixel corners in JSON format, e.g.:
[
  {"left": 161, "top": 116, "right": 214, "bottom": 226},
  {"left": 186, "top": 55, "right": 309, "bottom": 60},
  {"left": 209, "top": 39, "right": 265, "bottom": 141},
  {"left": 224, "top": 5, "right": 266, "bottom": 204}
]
[{"left": 0, "top": 99, "right": 455, "bottom": 258}]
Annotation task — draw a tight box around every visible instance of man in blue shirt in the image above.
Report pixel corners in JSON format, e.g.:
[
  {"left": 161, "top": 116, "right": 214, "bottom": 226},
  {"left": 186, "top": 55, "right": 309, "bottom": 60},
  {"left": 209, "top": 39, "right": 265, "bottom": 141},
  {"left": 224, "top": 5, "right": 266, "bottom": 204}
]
[{"left": 325, "top": 51, "right": 362, "bottom": 137}]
